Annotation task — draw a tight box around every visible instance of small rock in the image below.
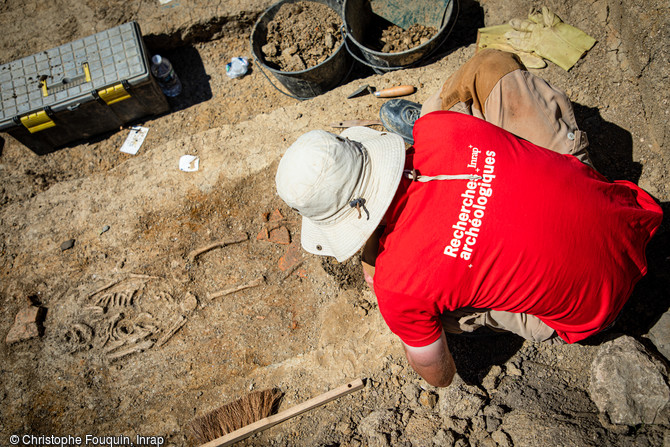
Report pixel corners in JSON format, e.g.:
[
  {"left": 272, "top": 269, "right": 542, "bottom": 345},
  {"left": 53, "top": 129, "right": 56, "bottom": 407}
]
[
  {"left": 491, "top": 430, "right": 512, "bottom": 447},
  {"left": 482, "top": 365, "right": 502, "bottom": 392},
  {"left": 268, "top": 208, "right": 284, "bottom": 222},
  {"left": 438, "top": 376, "right": 487, "bottom": 419},
  {"left": 278, "top": 241, "right": 302, "bottom": 272},
  {"left": 431, "top": 429, "right": 455, "bottom": 446},
  {"left": 506, "top": 363, "right": 522, "bottom": 376},
  {"left": 444, "top": 417, "right": 469, "bottom": 435},
  {"left": 359, "top": 410, "right": 395, "bottom": 447},
  {"left": 60, "top": 239, "right": 75, "bottom": 251},
  {"left": 485, "top": 415, "right": 501, "bottom": 433},
  {"left": 100, "top": 225, "right": 110, "bottom": 235},
  {"left": 483, "top": 404, "right": 505, "bottom": 419},
  {"left": 14, "top": 306, "right": 44, "bottom": 325},
  {"left": 256, "top": 227, "right": 269, "bottom": 241},
  {"left": 6, "top": 306, "right": 45, "bottom": 344},
  {"left": 336, "top": 421, "right": 352, "bottom": 435},
  {"left": 401, "top": 408, "right": 412, "bottom": 425},
  {"left": 6, "top": 322, "right": 39, "bottom": 344},
  {"left": 479, "top": 438, "right": 497, "bottom": 447},
  {"left": 261, "top": 42, "right": 277, "bottom": 57},
  {"left": 419, "top": 390, "right": 438, "bottom": 409},
  {"left": 589, "top": 335, "right": 670, "bottom": 425},
  {"left": 646, "top": 310, "right": 670, "bottom": 361},
  {"left": 401, "top": 382, "right": 419, "bottom": 404},
  {"left": 180, "top": 292, "right": 198, "bottom": 313},
  {"left": 325, "top": 32, "right": 334, "bottom": 49},
  {"left": 268, "top": 226, "right": 291, "bottom": 245}
]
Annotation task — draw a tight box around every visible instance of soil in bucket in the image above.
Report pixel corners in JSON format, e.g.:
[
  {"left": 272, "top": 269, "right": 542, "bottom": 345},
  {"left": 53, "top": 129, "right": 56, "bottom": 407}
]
[
  {"left": 261, "top": 1, "right": 344, "bottom": 72},
  {"left": 371, "top": 23, "right": 438, "bottom": 53}
]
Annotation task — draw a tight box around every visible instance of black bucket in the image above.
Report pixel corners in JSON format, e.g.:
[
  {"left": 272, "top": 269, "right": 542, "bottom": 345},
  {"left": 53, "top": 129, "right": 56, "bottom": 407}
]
[
  {"left": 250, "top": 0, "right": 353, "bottom": 99},
  {"left": 343, "top": 0, "right": 457, "bottom": 72}
]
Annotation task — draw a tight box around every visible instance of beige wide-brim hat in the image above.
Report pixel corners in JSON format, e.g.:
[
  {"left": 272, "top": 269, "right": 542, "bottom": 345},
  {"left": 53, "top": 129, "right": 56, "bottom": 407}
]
[{"left": 276, "top": 127, "right": 406, "bottom": 262}]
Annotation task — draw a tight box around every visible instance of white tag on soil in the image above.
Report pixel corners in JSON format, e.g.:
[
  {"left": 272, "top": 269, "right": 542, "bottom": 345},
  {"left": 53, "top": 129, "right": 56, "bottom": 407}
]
[
  {"left": 120, "top": 126, "right": 149, "bottom": 155},
  {"left": 179, "top": 155, "right": 200, "bottom": 172}
]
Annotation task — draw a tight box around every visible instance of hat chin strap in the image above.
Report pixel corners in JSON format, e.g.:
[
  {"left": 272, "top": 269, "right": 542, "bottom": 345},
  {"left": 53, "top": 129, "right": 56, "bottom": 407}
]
[{"left": 404, "top": 169, "right": 483, "bottom": 182}]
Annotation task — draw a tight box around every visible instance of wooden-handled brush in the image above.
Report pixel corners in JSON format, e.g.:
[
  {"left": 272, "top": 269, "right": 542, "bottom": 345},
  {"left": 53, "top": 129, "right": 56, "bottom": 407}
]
[{"left": 191, "top": 378, "right": 365, "bottom": 447}]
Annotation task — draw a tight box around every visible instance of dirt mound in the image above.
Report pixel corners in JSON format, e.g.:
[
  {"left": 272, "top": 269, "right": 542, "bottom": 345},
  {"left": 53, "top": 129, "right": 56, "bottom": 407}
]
[
  {"left": 378, "top": 24, "right": 438, "bottom": 53},
  {"left": 261, "top": 1, "right": 343, "bottom": 72}
]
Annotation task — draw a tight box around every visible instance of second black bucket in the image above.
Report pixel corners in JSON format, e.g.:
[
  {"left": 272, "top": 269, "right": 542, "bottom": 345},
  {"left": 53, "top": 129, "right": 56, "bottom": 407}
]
[
  {"left": 250, "top": 0, "right": 352, "bottom": 99},
  {"left": 343, "top": 0, "right": 456, "bottom": 72}
]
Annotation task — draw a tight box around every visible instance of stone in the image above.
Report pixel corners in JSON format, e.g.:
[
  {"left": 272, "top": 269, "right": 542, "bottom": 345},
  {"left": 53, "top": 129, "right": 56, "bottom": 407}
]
[
  {"left": 256, "top": 227, "right": 269, "bottom": 241},
  {"left": 443, "top": 416, "right": 469, "bottom": 435},
  {"left": 358, "top": 410, "right": 395, "bottom": 447},
  {"left": 482, "top": 365, "right": 502, "bottom": 393},
  {"left": 60, "top": 238, "right": 75, "bottom": 251},
  {"left": 438, "top": 376, "right": 487, "bottom": 419},
  {"left": 419, "top": 390, "right": 438, "bottom": 409},
  {"left": 506, "top": 363, "right": 522, "bottom": 376},
  {"left": 14, "top": 306, "right": 44, "bottom": 325},
  {"left": 278, "top": 241, "right": 302, "bottom": 272},
  {"left": 491, "top": 430, "right": 512, "bottom": 447},
  {"left": 485, "top": 415, "right": 501, "bottom": 433},
  {"left": 479, "top": 438, "right": 497, "bottom": 447},
  {"left": 646, "top": 309, "right": 670, "bottom": 361},
  {"left": 180, "top": 292, "right": 198, "bottom": 313},
  {"left": 268, "top": 226, "right": 290, "bottom": 245},
  {"left": 6, "top": 322, "right": 39, "bottom": 344},
  {"left": 401, "top": 382, "right": 419, "bottom": 404},
  {"left": 589, "top": 335, "right": 670, "bottom": 425},
  {"left": 6, "top": 306, "right": 45, "bottom": 344},
  {"left": 268, "top": 208, "right": 284, "bottom": 222},
  {"left": 431, "top": 429, "right": 455, "bottom": 446}
]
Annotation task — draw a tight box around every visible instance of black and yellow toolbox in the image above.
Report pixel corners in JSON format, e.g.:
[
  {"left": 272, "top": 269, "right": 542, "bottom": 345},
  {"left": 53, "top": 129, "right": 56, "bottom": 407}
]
[{"left": 0, "top": 22, "right": 169, "bottom": 155}]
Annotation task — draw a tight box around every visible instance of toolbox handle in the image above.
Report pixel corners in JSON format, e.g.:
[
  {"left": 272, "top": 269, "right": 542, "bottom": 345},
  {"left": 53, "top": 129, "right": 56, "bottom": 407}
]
[{"left": 67, "top": 103, "right": 81, "bottom": 111}]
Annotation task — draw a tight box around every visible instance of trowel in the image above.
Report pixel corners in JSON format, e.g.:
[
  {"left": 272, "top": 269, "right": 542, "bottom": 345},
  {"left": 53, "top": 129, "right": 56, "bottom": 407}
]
[{"left": 347, "top": 84, "right": 415, "bottom": 99}]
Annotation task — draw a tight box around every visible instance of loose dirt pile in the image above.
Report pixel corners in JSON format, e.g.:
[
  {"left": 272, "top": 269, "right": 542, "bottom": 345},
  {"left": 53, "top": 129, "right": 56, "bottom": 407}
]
[
  {"left": 379, "top": 24, "right": 437, "bottom": 53},
  {"left": 261, "top": 1, "right": 343, "bottom": 72}
]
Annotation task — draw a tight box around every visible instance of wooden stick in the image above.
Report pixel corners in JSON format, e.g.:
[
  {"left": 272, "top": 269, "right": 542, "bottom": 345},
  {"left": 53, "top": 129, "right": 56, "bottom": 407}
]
[
  {"left": 208, "top": 277, "right": 264, "bottom": 299},
  {"left": 200, "top": 378, "right": 365, "bottom": 447},
  {"left": 188, "top": 234, "right": 249, "bottom": 261}
]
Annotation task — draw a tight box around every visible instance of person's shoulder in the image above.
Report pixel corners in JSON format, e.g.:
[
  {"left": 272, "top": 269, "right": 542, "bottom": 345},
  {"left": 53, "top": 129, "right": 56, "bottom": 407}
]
[{"left": 415, "top": 112, "right": 499, "bottom": 137}]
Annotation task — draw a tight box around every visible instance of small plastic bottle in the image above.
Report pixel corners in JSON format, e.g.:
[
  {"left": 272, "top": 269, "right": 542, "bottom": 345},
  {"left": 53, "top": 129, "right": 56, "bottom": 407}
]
[
  {"left": 151, "top": 55, "right": 182, "bottom": 97},
  {"left": 226, "top": 57, "right": 249, "bottom": 79}
]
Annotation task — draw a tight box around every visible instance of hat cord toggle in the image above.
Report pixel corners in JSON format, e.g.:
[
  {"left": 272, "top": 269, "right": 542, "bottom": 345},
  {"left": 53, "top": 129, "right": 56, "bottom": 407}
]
[{"left": 349, "top": 198, "right": 370, "bottom": 220}]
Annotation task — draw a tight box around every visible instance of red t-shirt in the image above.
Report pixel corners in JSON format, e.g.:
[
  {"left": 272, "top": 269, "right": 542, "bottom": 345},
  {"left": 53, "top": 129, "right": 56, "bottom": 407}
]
[{"left": 374, "top": 112, "right": 663, "bottom": 346}]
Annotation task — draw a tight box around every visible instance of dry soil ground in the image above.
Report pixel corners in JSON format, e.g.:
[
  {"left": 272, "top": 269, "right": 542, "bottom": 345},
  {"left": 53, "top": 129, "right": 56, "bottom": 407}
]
[{"left": 1, "top": 0, "right": 669, "bottom": 446}]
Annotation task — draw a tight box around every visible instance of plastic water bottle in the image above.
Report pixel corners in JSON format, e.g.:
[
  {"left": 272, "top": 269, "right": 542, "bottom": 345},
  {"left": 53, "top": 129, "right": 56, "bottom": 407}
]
[
  {"left": 151, "top": 55, "right": 182, "bottom": 97},
  {"left": 226, "top": 57, "right": 249, "bottom": 79}
]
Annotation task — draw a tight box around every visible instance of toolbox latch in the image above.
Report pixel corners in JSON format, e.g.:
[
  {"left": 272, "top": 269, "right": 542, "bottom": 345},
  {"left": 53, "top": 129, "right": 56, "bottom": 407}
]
[
  {"left": 20, "top": 110, "right": 56, "bottom": 133},
  {"left": 98, "top": 83, "right": 131, "bottom": 105}
]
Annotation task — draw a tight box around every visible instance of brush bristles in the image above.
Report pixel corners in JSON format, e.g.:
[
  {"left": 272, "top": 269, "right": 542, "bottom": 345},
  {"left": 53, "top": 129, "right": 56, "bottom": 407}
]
[{"left": 189, "top": 388, "right": 283, "bottom": 444}]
